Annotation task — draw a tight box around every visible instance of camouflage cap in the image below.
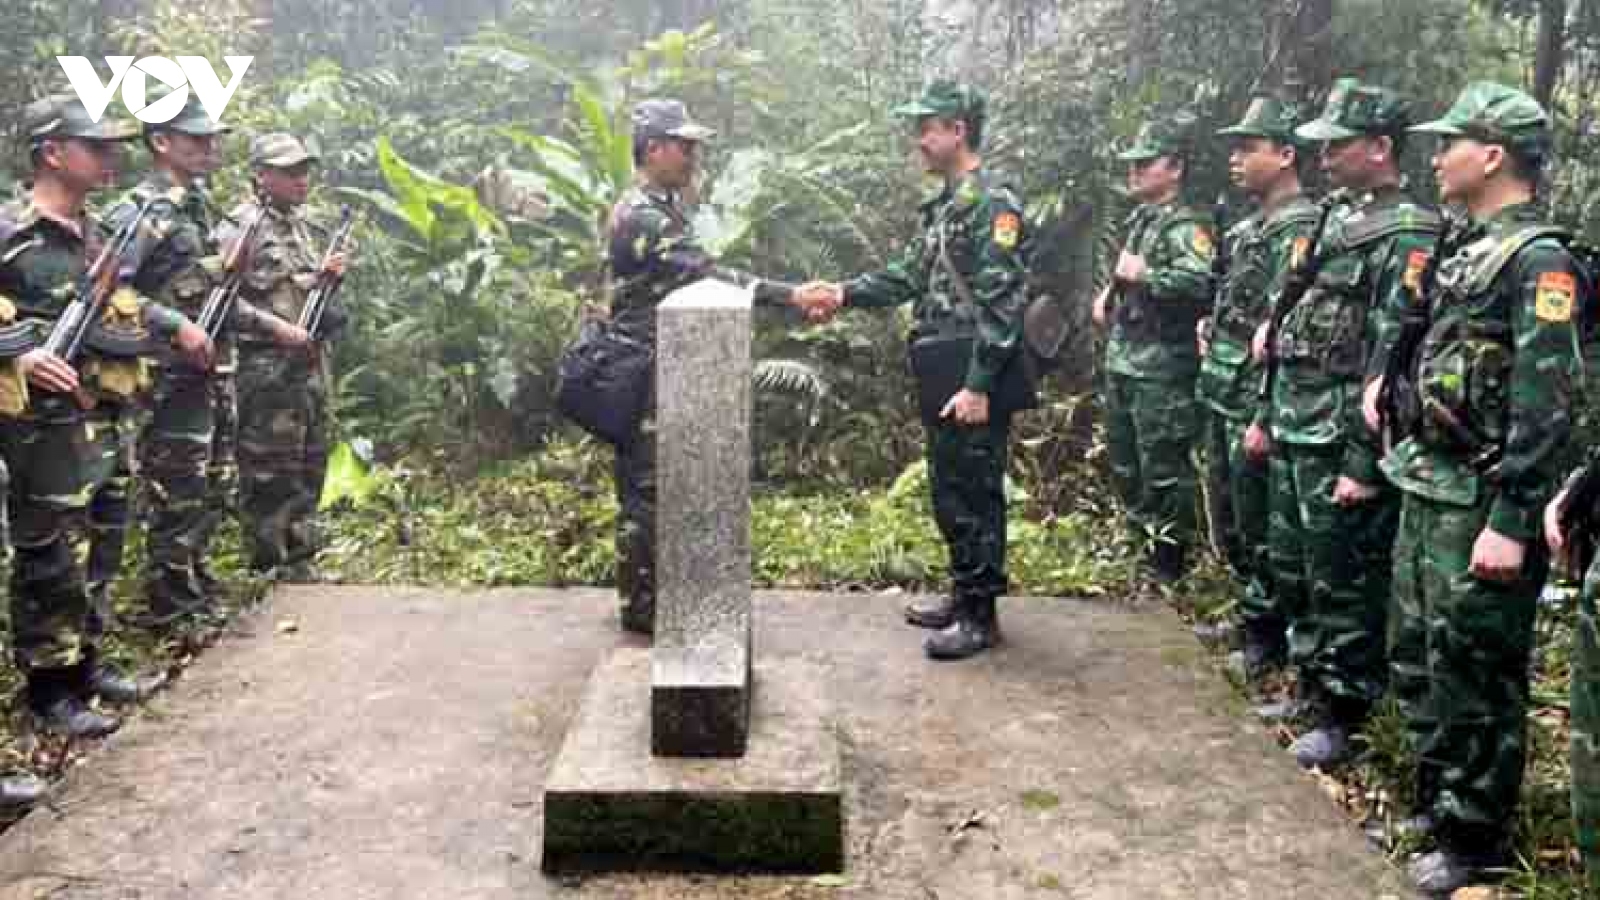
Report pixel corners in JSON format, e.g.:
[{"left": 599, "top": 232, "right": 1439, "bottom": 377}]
[
  {"left": 250, "top": 132, "right": 318, "bottom": 168},
  {"left": 1117, "top": 112, "right": 1197, "bottom": 162},
  {"left": 1296, "top": 77, "right": 1411, "bottom": 142},
  {"left": 1217, "top": 96, "right": 1305, "bottom": 145},
  {"left": 142, "top": 91, "right": 231, "bottom": 136},
  {"left": 631, "top": 99, "right": 715, "bottom": 143},
  {"left": 1409, "top": 81, "right": 1550, "bottom": 157},
  {"left": 22, "top": 94, "right": 138, "bottom": 143},
  {"left": 893, "top": 80, "right": 987, "bottom": 124}
]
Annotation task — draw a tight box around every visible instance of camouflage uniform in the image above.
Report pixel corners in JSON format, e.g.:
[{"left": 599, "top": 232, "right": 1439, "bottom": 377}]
[
  {"left": 1105, "top": 117, "right": 1214, "bottom": 577},
  {"left": 1567, "top": 453, "right": 1600, "bottom": 892},
  {"left": 229, "top": 134, "right": 336, "bottom": 576},
  {"left": 1262, "top": 83, "right": 1439, "bottom": 748},
  {"left": 607, "top": 100, "right": 798, "bottom": 634},
  {"left": 0, "top": 97, "right": 189, "bottom": 724},
  {"left": 1384, "top": 85, "right": 1581, "bottom": 871},
  {"left": 842, "top": 81, "right": 1030, "bottom": 659},
  {"left": 1201, "top": 99, "right": 1319, "bottom": 655}
]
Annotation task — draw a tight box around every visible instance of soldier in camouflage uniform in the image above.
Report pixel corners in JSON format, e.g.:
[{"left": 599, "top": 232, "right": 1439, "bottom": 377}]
[
  {"left": 1197, "top": 98, "right": 1319, "bottom": 681},
  {"left": 108, "top": 96, "right": 304, "bottom": 643},
  {"left": 607, "top": 99, "right": 814, "bottom": 635},
  {"left": 1548, "top": 450, "right": 1600, "bottom": 895},
  {"left": 228, "top": 134, "right": 342, "bottom": 580},
  {"left": 1377, "top": 83, "right": 1581, "bottom": 894},
  {"left": 807, "top": 81, "right": 1031, "bottom": 660},
  {"left": 1244, "top": 79, "right": 1441, "bottom": 771},
  {"left": 0, "top": 96, "right": 211, "bottom": 737},
  {"left": 1093, "top": 113, "right": 1214, "bottom": 582}
]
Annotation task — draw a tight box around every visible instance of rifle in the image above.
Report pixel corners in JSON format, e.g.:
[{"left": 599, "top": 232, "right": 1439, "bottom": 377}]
[
  {"left": 1377, "top": 215, "right": 1455, "bottom": 454},
  {"left": 197, "top": 205, "right": 268, "bottom": 340},
  {"left": 297, "top": 206, "right": 355, "bottom": 340},
  {"left": 1201, "top": 192, "right": 1230, "bottom": 350},
  {"left": 1562, "top": 458, "right": 1600, "bottom": 579},
  {"left": 45, "top": 197, "right": 156, "bottom": 364},
  {"left": 1105, "top": 204, "right": 1159, "bottom": 325},
  {"left": 1260, "top": 190, "right": 1342, "bottom": 410}
]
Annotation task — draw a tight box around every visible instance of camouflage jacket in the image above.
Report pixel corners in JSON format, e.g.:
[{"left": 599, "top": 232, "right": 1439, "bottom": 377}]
[
  {"left": 607, "top": 183, "right": 791, "bottom": 343},
  {"left": 1197, "top": 194, "right": 1319, "bottom": 421},
  {"left": 1104, "top": 200, "right": 1215, "bottom": 381},
  {"left": 0, "top": 200, "right": 186, "bottom": 417},
  {"left": 843, "top": 168, "right": 1029, "bottom": 394},
  {"left": 220, "top": 200, "right": 330, "bottom": 349},
  {"left": 1266, "top": 187, "right": 1440, "bottom": 485},
  {"left": 1381, "top": 202, "right": 1584, "bottom": 541}
]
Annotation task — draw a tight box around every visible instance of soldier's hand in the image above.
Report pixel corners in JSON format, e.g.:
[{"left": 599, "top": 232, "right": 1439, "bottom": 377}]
[
  {"left": 18, "top": 349, "right": 78, "bottom": 394},
  {"left": 1362, "top": 377, "right": 1384, "bottom": 434},
  {"left": 794, "top": 282, "right": 842, "bottom": 324},
  {"left": 940, "top": 389, "right": 990, "bottom": 426},
  {"left": 1243, "top": 422, "right": 1273, "bottom": 462},
  {"left": 1196, "top": 317, "right": 1212, "bottom": 357},
  {"left": 1092, "top": 285, "right": 1110, "bottom": 329},
  {"left": 273, "top": 320, "right": 313, "bottom": 349},
  {"left": 324, "top": 252, "right": 348, "bottom": 278},
  {"left": 1546, "top": 487, "right": 1571, "bottom": 563},
  {"left": 1251, "top": 321, "right": 1271, "bottom": 364},
  {"left": 173, "top": 322, "right": 214, "bottom": 371},
  {"left": 1332, "top": 476, "right": 1380, "bottom": 507},
  {"left": 1114, "top": 251, "right": 1147, "bottom": 284},
  {"left": 1470, "top": 526, "right": 1526, "bottom": 583}
]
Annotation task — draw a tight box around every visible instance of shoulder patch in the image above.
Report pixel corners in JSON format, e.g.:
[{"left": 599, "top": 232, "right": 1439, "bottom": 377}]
[
  {"left": 1536, "top": 270, "right": 1577, "bottom": 323},
  {"left": 1403, "top": 249, "right": 1430, "bottom": 293},
  {"left": 993, "top": 211, "right": 1021, "bottom": 250},
  {"left": 1191, "top": 227, "right": 1215, "bottom": 258}
]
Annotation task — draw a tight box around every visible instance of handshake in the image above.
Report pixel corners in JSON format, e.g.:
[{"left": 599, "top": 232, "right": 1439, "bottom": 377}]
[{"left": 790, "top": 281, "right": 845, "bottom": 324}]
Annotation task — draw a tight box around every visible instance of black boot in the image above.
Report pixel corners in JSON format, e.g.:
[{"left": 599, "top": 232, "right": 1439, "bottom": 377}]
[
  {"left": 620, "top": 591, "right": 655, "bottom": 636},
  {"left": 925, "top": 596, "right": 998, "bottom": 661},
  {"left": 1237, "top": 619, "right": 1287, "bottom": 682},
  {"left": 1407, "top": 845, "right": 1507, "bottom": 896},
  {"left": 84, "top": 647, "right": 168, "bottom": 705},
  {"left": 0, "top": 773, "right": 45, "bottom": 809},
  {"left": 905, "top": 595, "right": 956, "bottom": 630},
  {"left": 1150, "top": 540, "right": 1187, "bottom": 583},
  {"left": 27, "top": 668, "right": 119, "bottom": 739}
]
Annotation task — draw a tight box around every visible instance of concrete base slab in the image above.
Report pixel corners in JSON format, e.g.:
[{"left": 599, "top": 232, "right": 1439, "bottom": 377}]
[{"left": 545, "top": 650, "right": 842, "bottom": 873}]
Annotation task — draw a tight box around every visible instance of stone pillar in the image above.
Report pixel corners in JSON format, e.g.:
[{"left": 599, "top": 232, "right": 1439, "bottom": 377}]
[{"left": 651, "top": 279, "right": 753, "bottom": 758}]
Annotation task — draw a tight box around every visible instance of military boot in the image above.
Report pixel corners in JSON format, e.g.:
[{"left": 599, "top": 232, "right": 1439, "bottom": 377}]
[
  {"left": 84, "top": 648, "right": 168, "bottom": 705},
  {"left": 1290, "top": 721, "right": 1351, "bottom": 769},
  {"left": 27, "top": 668, "right": 118, "bottom": 739},
  {"left": 905, "top": 595, "right": 956, "bottom": 630},
  {"left": 925, "top": 596, "right": 998, "bottom": 661},
  {"left": 1407, "top": 846, "right": 1507, "bottom": 896},
  {"left": 620, "top": 590, "right": 655, "bottom": 636},
  {"left": 1149, "top": 540, "right": 1187, "bottom": 584},
  {"left": 0, "top": 773, "right": 45, "bottom": 809},
  {"left": 1237, "top": 619, "right": 1287, "bottom": 682}
]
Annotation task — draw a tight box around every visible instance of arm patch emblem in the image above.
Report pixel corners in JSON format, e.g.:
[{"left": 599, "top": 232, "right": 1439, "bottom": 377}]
[{"left": 1536, "top": 270, "right": 1577, "bottom": 323}]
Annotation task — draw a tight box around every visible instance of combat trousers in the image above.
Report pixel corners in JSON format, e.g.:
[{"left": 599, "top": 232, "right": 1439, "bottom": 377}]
[
  {"left": 613, "top": 414, "right": 657, "bottom": 621},
  {"left": 140, "top": 365, "right": 217, "bottom": 623},
  {"left": 1270, "top": 442, "right": 1394, "bottom": 720},
  {"left": 237, "top": 347, "right": 330, "bottom": 572},
  {"left": 1105, "top": 371, "right": 1198, "bottom": 552},
  {"left": 1390, "top": 492, "right": 1544, "bottom": 853},
  {"left": 927, "top": 416, "right": 1010, "bottom": 601},
  {"left": 191, "top": 351, "right": 237, "bottom": 579},
  {"left": 4, "top": 407, "right": 123, "bottom": 673},
  {"left": 1205, "top": 412, "right": 1274, "bottom": 630},
  {"left": 1575, "top": 555, "right": 1600, "bottom": 890},
  {"left": 84, "top": 405, "right": 137, "bottom": 638}
]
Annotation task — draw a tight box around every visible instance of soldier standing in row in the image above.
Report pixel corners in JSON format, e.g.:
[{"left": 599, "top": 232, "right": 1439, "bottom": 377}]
[
  {"left": 1245, "top": 79, "right": 1441, "bottom": 770},
  {"left": 803, "top": 80, "right": 1031, "bottom": 660},
  {"left": 1093, "top": 114, "right": 1214, "bottom": 583},
  {"left": 1548, "top": 446, "right": 1600, "bottom": 895},
  {"left": 228, "top": 134, "right": 340, "bottom": 580},
  {"left": 1379, "top": 82, "right": 1582, "bottom": 895},
  {"left": 1197, "top": 97, "right": 1319, "bottom": 682},
  {"left": 0, "top": 95, "right": 210, "bottom": 736}
]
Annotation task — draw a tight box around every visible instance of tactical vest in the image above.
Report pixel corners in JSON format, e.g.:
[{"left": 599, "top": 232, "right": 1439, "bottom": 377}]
[
  {"left": 1116, "top": 206, "right": 1209, "bottom": 345},
  {"left": 1213, "top": 204, "right": 1320, "bottom": 344},
  {"left": 1407, "top": 225, "right": 1586, "bottom": 460},
  {"left": 1275, "top": 202, "right": 1441, "bottom": 378}
]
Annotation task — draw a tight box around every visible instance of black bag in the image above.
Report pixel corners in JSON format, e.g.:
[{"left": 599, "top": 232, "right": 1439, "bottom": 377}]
[
  {"left": 909, "top": 333, "right": 1037, "bottom": 425},
  {"left": 555, "top": 317, "right": 653, "bottom": 445}
]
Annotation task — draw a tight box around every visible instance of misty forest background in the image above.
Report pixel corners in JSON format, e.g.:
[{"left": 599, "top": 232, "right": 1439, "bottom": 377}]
[{"left": 8, "top": 0, "right": 1600, "bottom": 893}]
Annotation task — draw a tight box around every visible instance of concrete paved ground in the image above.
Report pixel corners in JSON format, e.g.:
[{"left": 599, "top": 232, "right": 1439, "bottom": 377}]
[{"left": 0, "top": 587, "right": 1412, "bottom": 899}]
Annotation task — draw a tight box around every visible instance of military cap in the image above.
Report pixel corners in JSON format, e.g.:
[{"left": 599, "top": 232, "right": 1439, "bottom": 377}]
[
  {"left": 22, "top": 94, "right": 138, "bottom": 143},
  {"left": 631, "top": 99, "right": 715, "bottom": 142},
  {"left": 1217, "top": 96, "right": 1305, "bottom": 145},
  {"left": 893, "top": 80, "right": 987, "bottom": 124},
  {"left": 1410, "top": 81, "right": 1550, "bottom": 157},
  {"left": 1117, "top": 112, "right": 1197, "bottom": 162},
  {"left": 1296, "top": 77, "right": 1412, "bottom": 141},
  {"left": 250, "top": 132, "right": 318, "bottom": 168},
  {"left": 142, "top": 91, "right": 230, "bottom": 136}
]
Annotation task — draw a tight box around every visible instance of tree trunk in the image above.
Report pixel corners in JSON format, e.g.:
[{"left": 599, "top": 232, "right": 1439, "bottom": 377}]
[{"left": 1534, "top": 0, "right": 1568, "bottom": 108}]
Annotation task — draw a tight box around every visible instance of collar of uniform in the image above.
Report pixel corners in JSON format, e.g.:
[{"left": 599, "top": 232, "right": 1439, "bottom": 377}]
[
  {"left": 1479, "top": 200, "right": 1541, "bottom": 232},
  {"left": 636, "top": 180, "right": 678, "bottom": 208},
  {"left": 9, "top": 200, "right": 86, "bottom": 243},
  {"left": 144, "top": 169, "right": 188, "bottom": 205},
  {"left": 921, "top": 167, "right": 985, "bottom": 212}
]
